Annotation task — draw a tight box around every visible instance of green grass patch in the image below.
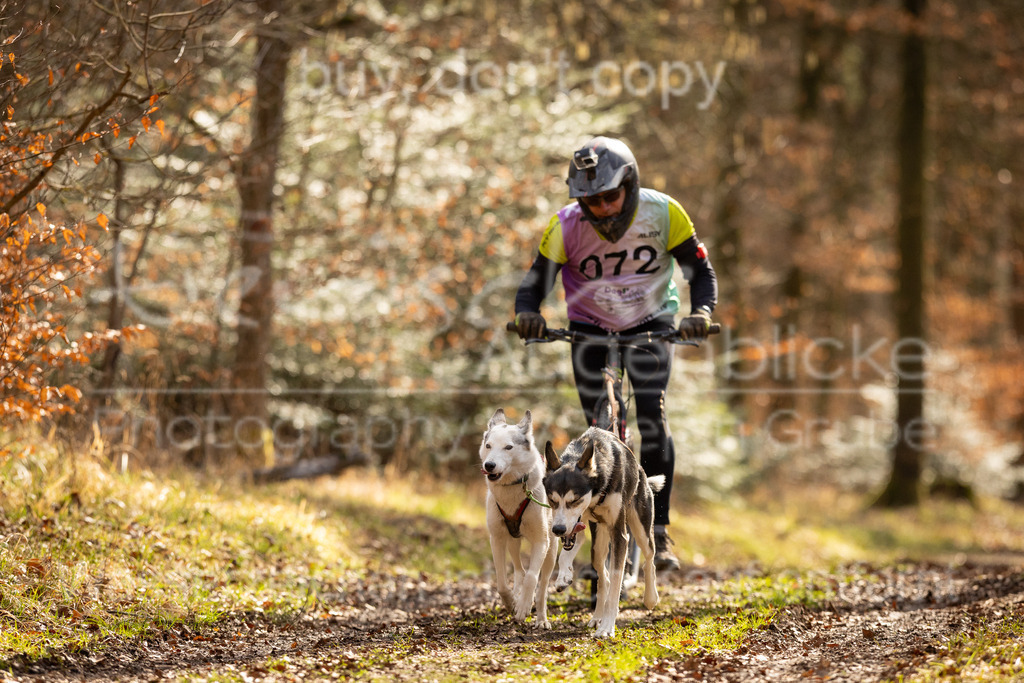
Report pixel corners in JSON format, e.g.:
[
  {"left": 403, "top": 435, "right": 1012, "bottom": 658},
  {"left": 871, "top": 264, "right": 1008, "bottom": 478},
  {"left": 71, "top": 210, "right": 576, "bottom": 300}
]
[
  {"left": 529, "top": 609, "right": 774, "bottom": 682},
  {"left": 0, "top": 434, "right": 358, "bottom": 661},
  {"left": 896, "top": 616, "right": 1024, "bottom": 682},
  {"left": 675, "top": 486, "right": 1024, "bottom": 570}
]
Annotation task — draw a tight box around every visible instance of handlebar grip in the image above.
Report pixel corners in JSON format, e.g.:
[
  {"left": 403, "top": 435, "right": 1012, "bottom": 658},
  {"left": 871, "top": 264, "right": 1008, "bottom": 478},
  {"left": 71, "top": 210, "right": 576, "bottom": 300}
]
[
  {"left": 709, "top": 322, "right": 721, "bottom": 335},
  {"left": 506, "top": 321, "right": 517, "bottom": 332}
]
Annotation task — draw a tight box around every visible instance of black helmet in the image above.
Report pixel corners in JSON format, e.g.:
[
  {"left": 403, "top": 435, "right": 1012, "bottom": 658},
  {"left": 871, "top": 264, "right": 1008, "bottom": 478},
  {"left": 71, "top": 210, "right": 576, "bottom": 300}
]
[{"left": 566, "top": 136, "right": 640, "bottom": 242}]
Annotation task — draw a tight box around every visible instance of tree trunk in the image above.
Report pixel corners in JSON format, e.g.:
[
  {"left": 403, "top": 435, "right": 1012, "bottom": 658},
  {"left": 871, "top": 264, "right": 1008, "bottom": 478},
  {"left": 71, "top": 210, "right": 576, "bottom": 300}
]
[
  {"left": 1013, "top": 209, "right": 1024, "bottom": 340},
  {"left": 1011, "top": 207, "right": 1024, "bottom": 463},
  {"left": 230, "top": 0, "right": 292, "bottom": 463},
  {"left": 773, "top": 9, "right": 824, "bottom": 419},
  {"left": 715, "top": 151, "right": 747, "bottom": 415},
  {"left": 715, "top": 0, "right": 760, "bottom": 418},
  {"left": 874, "top": 0, "right": 928, "bottom": 507},
  {"left": 97, "top": 151, "right": 127, "bottom": 397}
]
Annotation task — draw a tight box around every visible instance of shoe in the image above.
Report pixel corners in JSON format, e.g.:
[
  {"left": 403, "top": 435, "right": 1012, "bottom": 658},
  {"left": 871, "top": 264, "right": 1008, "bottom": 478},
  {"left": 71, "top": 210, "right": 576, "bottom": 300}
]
[{"left": 653, "top": 528, "right": 680, "bottom": 572}]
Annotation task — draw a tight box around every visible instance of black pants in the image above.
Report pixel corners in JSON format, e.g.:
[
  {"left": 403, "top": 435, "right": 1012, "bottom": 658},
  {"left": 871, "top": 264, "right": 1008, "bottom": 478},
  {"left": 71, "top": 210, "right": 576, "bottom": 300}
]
[{"left": 569, "top": 316, "right": 675, "bottom": 526}]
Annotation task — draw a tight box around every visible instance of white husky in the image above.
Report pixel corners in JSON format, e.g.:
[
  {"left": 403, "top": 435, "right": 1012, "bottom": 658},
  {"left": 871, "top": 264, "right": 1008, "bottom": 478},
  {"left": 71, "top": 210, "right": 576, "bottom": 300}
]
[{"left": 479, "top": 409, "right": 557, "bottom": 628}]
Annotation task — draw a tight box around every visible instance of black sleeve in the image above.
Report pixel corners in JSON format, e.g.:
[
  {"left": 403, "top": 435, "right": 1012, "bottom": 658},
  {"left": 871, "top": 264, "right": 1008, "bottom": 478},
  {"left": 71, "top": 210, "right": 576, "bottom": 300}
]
[
  {"left": 514, "top": 252, "right": 562, "bottom": 314},
  {"left": 669, "top": 236, "right": 718, "bottom": 315}
]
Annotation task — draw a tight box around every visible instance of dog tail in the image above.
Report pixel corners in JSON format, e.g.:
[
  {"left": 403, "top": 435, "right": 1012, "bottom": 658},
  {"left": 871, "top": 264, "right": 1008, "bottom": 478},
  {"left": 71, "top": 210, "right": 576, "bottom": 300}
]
[{"left": 647, "top": 475, "right": 666, "bottom": 493}]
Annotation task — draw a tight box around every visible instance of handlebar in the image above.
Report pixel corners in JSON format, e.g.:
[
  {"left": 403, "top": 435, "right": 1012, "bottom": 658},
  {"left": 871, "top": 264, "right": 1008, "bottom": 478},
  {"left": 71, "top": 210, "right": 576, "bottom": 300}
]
[{"left": 504, "top": 321, "right": 721, "bottom": 346}]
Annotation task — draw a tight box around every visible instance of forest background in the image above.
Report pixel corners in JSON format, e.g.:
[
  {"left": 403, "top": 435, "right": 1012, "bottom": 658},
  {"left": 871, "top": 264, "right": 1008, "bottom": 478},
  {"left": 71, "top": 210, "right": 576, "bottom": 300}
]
[{"left": 1, "top": 0, "right": 1022, "bottom": 506}]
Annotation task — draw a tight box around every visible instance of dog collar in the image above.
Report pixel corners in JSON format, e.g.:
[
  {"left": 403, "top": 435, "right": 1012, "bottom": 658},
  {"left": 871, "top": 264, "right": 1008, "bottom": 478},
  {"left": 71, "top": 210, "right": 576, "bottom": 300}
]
[{"left": 500, "top": 473, "right": 550, "bottom": 508}]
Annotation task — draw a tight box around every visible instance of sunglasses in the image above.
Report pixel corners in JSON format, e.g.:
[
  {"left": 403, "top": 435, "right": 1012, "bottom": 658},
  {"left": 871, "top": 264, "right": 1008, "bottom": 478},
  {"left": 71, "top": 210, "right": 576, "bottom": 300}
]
[{"left": 580, "top": 187, "right": 623, "bottom": 207}]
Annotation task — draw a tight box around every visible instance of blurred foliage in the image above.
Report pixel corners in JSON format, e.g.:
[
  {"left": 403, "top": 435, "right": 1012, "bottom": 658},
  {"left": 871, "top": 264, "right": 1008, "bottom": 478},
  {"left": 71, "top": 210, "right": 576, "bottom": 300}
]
[{"left": 2, "top": 0, "right": 1022, "bottom": 493}]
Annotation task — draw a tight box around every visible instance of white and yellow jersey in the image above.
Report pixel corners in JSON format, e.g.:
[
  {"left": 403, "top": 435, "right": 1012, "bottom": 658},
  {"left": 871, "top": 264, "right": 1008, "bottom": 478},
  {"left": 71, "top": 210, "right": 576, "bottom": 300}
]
[{"left": 539, "top": 188, "right": 694, "bottom": 332}]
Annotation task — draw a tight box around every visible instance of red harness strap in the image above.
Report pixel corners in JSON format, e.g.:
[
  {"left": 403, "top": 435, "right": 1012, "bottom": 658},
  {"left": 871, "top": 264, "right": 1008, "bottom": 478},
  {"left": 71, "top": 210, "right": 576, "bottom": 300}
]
[{"left": 496, "top": 497, "right": 531, "bottom": 539}]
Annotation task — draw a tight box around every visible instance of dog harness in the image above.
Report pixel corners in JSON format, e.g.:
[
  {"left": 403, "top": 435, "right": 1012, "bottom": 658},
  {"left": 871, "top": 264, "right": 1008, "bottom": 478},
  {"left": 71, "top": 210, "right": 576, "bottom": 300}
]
[
  {"left": 593, "top": 450, "right": 621, "bottom": 507},
  {"left": 496, "top": 474, "right": 549, "bottom": 538},
  {"left": 497, "top": 499, "right": 531, "bottom": 539}
]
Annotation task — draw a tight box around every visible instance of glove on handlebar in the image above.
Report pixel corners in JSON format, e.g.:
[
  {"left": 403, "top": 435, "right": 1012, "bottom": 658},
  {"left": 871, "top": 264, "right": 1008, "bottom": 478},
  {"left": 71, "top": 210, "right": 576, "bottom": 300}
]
[
  {"left": 677, "top": 311, "right": 711, "bottom": 341},
  {"left": 515, "top": 312, "right": 547, "bottom": 340}
]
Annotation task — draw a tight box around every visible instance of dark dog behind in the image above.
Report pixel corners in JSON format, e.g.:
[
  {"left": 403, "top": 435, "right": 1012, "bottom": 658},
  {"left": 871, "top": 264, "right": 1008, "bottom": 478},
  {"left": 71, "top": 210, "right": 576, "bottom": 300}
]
[{"left": 544, "top": 427, "right": 663, "bottom": 638}]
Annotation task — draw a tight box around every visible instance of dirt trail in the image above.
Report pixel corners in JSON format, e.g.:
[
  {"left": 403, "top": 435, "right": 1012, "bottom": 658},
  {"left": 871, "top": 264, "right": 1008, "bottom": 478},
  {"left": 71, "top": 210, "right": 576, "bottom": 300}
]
[
  {"left": 697, "top": 563, "right": 1024, "bottom": 682},
  {"left": 4, "top": 562, "right": 1023, "bottom": 682}
]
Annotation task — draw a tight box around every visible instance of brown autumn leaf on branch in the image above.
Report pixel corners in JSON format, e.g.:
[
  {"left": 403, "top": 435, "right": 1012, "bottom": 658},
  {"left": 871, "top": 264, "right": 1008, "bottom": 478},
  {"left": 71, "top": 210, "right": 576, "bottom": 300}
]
[{"left": 0, "top": 34, "right": 154, "bottom": 434}]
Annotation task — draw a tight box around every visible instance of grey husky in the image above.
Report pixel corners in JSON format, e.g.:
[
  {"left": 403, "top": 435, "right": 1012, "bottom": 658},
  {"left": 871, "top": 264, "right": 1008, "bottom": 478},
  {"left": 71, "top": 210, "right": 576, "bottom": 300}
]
[
  {"left": 544, "top": 427, "right": 664, "bottom": 638},
  {"left": 480, "top": 409, "right": 557, "bottom": 628}
]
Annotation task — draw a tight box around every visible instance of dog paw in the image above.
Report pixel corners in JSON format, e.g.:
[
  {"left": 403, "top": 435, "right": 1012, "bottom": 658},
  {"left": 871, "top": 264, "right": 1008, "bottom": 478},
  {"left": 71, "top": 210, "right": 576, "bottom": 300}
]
[
  {"left": 498, "top": 590, "right": 514, "bottom": 611},
  {"left": 513, "top": 599, "right": 533, "bottom": 623},
  {"left": 591, "top": 618, "right": 616, "bottom": 638},
  {"left": 533, "top": 618, "right": 551, "bottom": 631},
  {"left": 553, "top": 570, "right": 574, "bottom": 592}
]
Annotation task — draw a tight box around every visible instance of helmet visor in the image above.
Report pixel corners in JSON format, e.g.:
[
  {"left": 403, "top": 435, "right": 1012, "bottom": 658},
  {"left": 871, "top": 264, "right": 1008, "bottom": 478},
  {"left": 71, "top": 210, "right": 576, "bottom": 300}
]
[{"left": 579, "top": 187, "right": 624, "bottom": 208}]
